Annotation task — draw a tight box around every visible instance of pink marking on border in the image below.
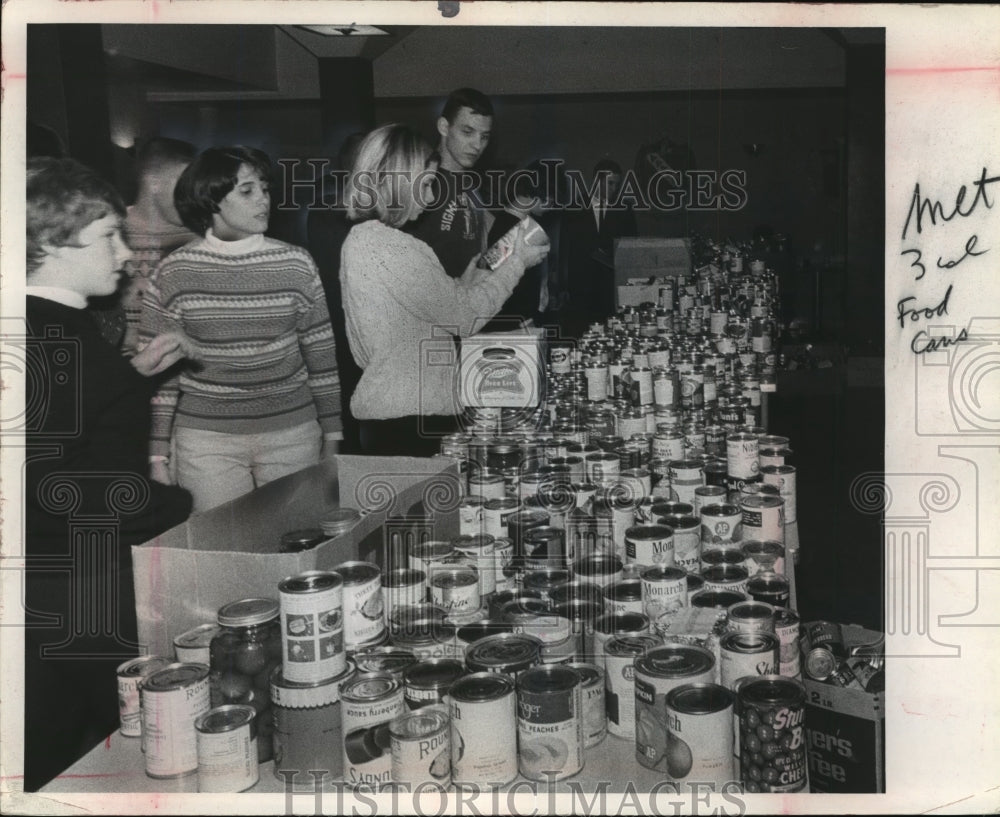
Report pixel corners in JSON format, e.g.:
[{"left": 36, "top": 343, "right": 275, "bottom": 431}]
[
  {"left": 5, "top": 73, "right": 27, "bottom": 80},
  {"left": 887, "top": 66, "right": 1000, "bottom": 75}
]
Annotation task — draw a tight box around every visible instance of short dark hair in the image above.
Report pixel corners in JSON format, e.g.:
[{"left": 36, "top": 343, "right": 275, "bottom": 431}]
[
  {"left": 441, "top": 88, "right": 494, "bottom": 123},
  {"left": 593, "top": 158, "right": 623, "bottom": 176},
  {"left": 174, "top": 146, "right": 271, "bottom": 235},
  {"left": 26, "top": 157, "right": 125, "bottom": 275},
  {"left": 135, "top": 136, "right": 198, "bottom": 180}
]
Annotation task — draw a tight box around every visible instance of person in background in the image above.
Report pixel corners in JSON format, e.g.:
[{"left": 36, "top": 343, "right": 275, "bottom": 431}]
[
  {"left": 340, "top": 124, "right": 549, "bottom": 457},
  {"left": 405, "top": 87, "right": 495, "bottom": 279},
  {"left": 24, "top": 157, "right": 195, "bottom": 791},
  {"left": 139, "top": 146, "right": 343, "bottom": 513}
]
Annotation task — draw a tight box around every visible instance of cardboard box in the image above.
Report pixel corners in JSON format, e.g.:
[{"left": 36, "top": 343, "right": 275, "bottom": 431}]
[
  {"left": 803, "top": 623, "right": 885, "bottom": 793},
  {"left": 616, "top": 283, "right": 663, "bottom": 308},
  {"left": 132, "top": 455, "right": 460, "bottom": 657},
  {"left": 459, "top": 327, "right": 544, "bottom": 408},
  {"left": 613, "top": 237, "right": 691, "bottom": 284}
]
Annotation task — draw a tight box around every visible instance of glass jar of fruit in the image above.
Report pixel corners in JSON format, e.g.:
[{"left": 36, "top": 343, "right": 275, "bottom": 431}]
[{"left": 210, "top": 597, "right": 282, "bottom": 762}]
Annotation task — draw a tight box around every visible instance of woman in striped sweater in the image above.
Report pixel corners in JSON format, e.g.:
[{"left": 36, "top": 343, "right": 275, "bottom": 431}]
[{"left": 139, "top": 146, "right": 343, "bottom": 512}]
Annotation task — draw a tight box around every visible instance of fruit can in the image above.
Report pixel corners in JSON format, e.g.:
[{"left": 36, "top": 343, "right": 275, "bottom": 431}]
[
  {"left": 173, "top": 624, "right": 221, "bottom": 666},
  {"left": 633, "top": 644, "right": 715, "bottom": 770},
  {"left": 195, "top": 704, "right": 258, "bottom": 793},
  {"left": 449, "top": 672, "right": 518, "bottom": 786},
  {"left": 604, "top": 634, "right": 662, "bottom": 739},
  {"left": 566, "top": 662, "right": 607, "bottom": 747},
  {"left": 625, "top": 524, "right": 675, "bottom": 567},
  {"left": 279, "top": 570, "right": 346, "bottom": 683},
  {"left": 720, "top": 632, "right": 779, "bottom": 690},
  {"left": 335, "top": 562, "right": 386, "bottom": 650},
  {"left": 516, "top": 664, "right": 584, "bottom": 781},
  {"left": 772, "top": 609, "right": 802, "bottom": 678},
  {"left": 341, "top": 672, "right": 406, "bottom": 790},
  {"left": 656, "top": 513, "right": 701, "bottom": 573},
  {"left": 430, "top": 567, "right": 481, "bottom": 618},
  {"left": 665, "top": 683, "right": 736, "bottom": 788},
  {"left": 117, "top": 655, "right": 173, "bottom": 738},
  {"left": 141, "top": 663, "right": 212, "bottom": 779},
  {"left": 737, "top": 675, "right": 808, "bottom": 792},
  {"left": 640, "top": 565, "right": 687, "bottom": 627},
  {"left": 389, "top": 704, "right": 452, "bottom": 789},
  {"left": 740, "top": 494, "right": 785, "bottom": 544}
]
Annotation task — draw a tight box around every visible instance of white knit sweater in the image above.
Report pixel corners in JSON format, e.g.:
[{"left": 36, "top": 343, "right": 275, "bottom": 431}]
[{"left": 341, "top": 219, "right": 525, "bottom": 419}]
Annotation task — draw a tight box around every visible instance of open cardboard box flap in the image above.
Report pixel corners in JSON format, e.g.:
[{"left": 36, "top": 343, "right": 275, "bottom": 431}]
[{"left": 132, "top": 455, "right": 459, "bottom": 657}]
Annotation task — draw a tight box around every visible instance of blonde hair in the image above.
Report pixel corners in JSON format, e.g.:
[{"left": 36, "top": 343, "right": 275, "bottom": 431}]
[{"left": 346, "top": 124, "right": 434, "bottom": 228}]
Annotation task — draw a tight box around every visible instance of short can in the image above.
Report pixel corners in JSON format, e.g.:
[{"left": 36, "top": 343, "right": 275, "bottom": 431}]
[
  {"left": 451, "top": 534, "right": 498, "bottom": 597},
  {"left": 665, "top": 683, "right": 736, "bottom": 788},
  {"left": 741, "top": 539, "right": 786, "bottom": 576},
  {"left": 449, "top": 672, "right": 518, "bottom": 786},
  {"left": 603, "top": 634, "right": 662, "bottom": 739},
  {"left": 656, "top": 513, "right": 701, "bottom": 573},
  {"left": 465, "top": 632, "right": 544, "bottom": 679},
  {"left": 382, "top": 568, "right": 427, "bottom": 625},
  {"left": 572, "top": 552, "right": 625, "bottom": 588},
  {"left": 740, "top": 494, "right": 785, "bottom": 544},
  {"left": 341, "top": 672, "right": 406, "bottom": 790},
  {"left": 117, "top": 655, "right": 173, "bottom": 738},
  {"left": 640, "top": 565, "right": 687, "bottom": 628},
  {"left": 737, "top": 675, "right": 808, "bottom": 792},
  {"left": 173, "top": 624, "right": 221, "bottom": 666},
  {"left": 603, "top": 579, "right": 645, "bottom": 616},
  {"left": 335, "top": 561, "right": 386, "bottom": 650},
  {"left": 430, "top": 566, "right": 481, "bottom": 618},
  {"left": 700, "top": 503, "right": 743, "bottom": 549},
  {"left": 726, "top": 432, "right": 759, "bottom": 480},
  {"left": 719, "top": 632, "right": 779, "bottom": 690},
  {"left": 633, "top": 644, "right": 716, "bottom": 770},
  {"left": 701, "top": 564, "right": 750, "bottom": 595},
  {"left": 403, "top": 658, "right": 466, "bottom": 710},
  {"left": 625, "top": 524, "right": 675, "bottom": 567},
  {"left": 279, "top": 570, "right": 346, "bottom": 683},
  {"left": 516, "top": 664, "right": 584, "bottom": 781},
  {"left": 726, "top": 600, "right": 776, "bottom": 635},
  {"left": 389, "top": 705, "right": 452, "bottom": 789},
  {"left": 195, "top": 704, "right": 258, "bottom": 793},
  {"left": 746, "top": 571, "right": 791, "bottom": 608},
  {"left": 141, "top": 663, "right": 212, "bottom": 779},
  {"left": 565, "top": 662, "right": 607, "bottom": 747},
  {"left": 772, "top": 608, "right": 802, "bottom": 678}
]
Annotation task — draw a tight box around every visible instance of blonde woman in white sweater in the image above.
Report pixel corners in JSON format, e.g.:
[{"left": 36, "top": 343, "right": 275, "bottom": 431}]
[{"left": 341, "top": 124, "right": 549, "bottom": 456}]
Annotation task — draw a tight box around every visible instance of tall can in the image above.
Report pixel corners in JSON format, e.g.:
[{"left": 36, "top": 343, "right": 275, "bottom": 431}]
[
  {"left": 195, "top": 704, "right": 259, "bottom": 793},
  {"left": 719, "top": 632, "right": 779, "bottom": 689},
  {"left": 566, "top": 662, "right": 607, "bottom": 748},
  {"left": 335, "top": 562, "right": 386, "bottom": 651},
  {"left": 516, "top": 664, "right": 584, "bottom": 781},
  {"left": 761, "top": 464, "right": 797, "bottom": 524},
  {"left": 640, "top": 565, "right": 687, "bottom": 629},
  {"left": 604, "top": 579, "right": 645, "bottom": 616},
  {"left": 665, "top": 683, "right": 736, "bottom": 788},
  {"left": 740, "top": 494, "right": 785, "bottom": 544},
  {"left": 668, "top": 460, "right": 705, "bottom": 505},
  {"left": 341, "top": 672, "right": 406, "bottom": 790},
  {"left": 604, "top": 634, "right": 661, "bottom": 740},
  {"left": 279, "top": 570, "right": 346, "bottom": 683},
  {"left": 389, "top": 705, "right": 452, "bottom": 789},
  {"left": 737, "top": 676, "right": 808, "bottom": 792},
  {"left": 634, "top": 644, "right": 716, "bottom": 771},
  {"left": 772, "top": 609, "right": 802, "bottom": 678},
  {"left": 117, "top": 655, "right": 173, "bottom": 738},
  {"left": 141, "top": 663, "right": 212, "bottom": 779},
  {"left": 449, "top": 672, "right": 518, "bottom": 786},
  {"left": 726, "top": 432, "right": 759, "bottom": 480}
]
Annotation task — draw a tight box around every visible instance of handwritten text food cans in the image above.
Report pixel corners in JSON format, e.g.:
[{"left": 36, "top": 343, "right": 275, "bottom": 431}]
[
  {"left": 195, "top": 704, "right": 258, "bottom": 793},
  {"left": 516, "top": 664, "right": 584, "bottom": 781},
  {"left": 720, "top": 632, "right": 779, "bottom": 690},
  {"left": 141, "top": 663, "right": 212, "bottom": 779},
  {"left": 117, "top": 656, "right": 172, "bottom": 738},
  {"left": 604, "top": 634, "right": 661, "bottom": 739},
  {"left": 389, "top": 705, "right": 451, "bottom": 789},
  {"left": 336, "top": 562, "right": 386, "bottom": 650},
  {"left": 665, "top": 683, "right": 736, "bottom": 789},
  {"left": 740, "top": 494, "right": 785, "bottom": 544},
  {"left": 279, "top": 570, "right": 346, "bottom": 683},
  {"left": 341, "top": 672, "right": 406, "bottom": 790},
  {"left": 449, "top": 673, "right": 518, "bottom": 786},
  {"left": 737, "top": 676, "right": 808, "bottom": 792},
  {"left": 566, "top": 662, "right": 607, "bottom": 747}
]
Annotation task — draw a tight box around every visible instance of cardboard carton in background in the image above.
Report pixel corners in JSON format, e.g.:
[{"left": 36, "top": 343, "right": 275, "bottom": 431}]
[
  {"left": 613, "top": 237, "right": 692, "bottom": 284},
  {"left": 132, "top": 455, "right": 460, "bottom": 657},
  {"left": 459, "top": 328, "right": 543, "bottom": 408}
]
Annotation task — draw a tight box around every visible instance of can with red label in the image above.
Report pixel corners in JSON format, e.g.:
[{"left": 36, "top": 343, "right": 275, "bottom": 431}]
[
  {"left": 449, "top": 672, "right": 518, "bottom": 786},
  {"left": 737, "top": 676, "right": 808, "bottom": 792},
  {"left": 516, "top": 664, "right": 584, "bottom": 781},
  {"left": 665, "top": 683, "right": 736, "bottom": 789},
  {"left": 719, "top": 632, "right": 779, "bottom": 690},
  {"left": 740, "top": 494, "right": 784, "bottom": 544}
]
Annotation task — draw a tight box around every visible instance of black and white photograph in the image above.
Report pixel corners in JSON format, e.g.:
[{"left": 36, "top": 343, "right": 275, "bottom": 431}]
[{"left": 1, "top": 2, "right": 998, "bottom": 814}]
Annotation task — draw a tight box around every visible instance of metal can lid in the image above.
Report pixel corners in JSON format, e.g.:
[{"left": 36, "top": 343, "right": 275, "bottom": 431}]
[
  {"left": 352, "top": 647, "right": 418, "bottom": 677},
  {"left": 604, "top": 634, "right": 662, "bottom": 657},
  {"left": 143, "top": 662, "right": 210, "bottom": 692},
  {"left": 740, "top": 494, "right": 784, "bottom": 510},
  {"left": 657, "top": 513, "right": 700, "bottom": 530},
  {"left": 553, "top": 599, "right": 604, "bottom": 622},
  {"left": 465, "top": 633, "right": 544, "bottom": 672},
  {"left": 727, "top": 600, "right": 776, "bottom": 621},
  {"left": 270, "top": 662, "right": 356, "bottom": 708},
  {"left": 701, "top": 503, "right": 741, "bottom": 517},
  {"left": 516, "top": 663, "right": 581, "bottom": 695},
  {"left": 595, "top": 612, "right": 649, "bottom": 635},
  {"left": 640, "top": 565, "right": 687, "bottom": 583},
  {"left": 604, "top": 579, "right": 643, "bottom": 602},
  {"left": 523, "top": 568, "right": 571, "bottom": 589},
  {"left": 382, "top": 568, "right": 426, "bottom": 588},
  {"left": 334, "top": 561, "right": 381, "bottom": 585},
  {"left": 403, "top": 658, "right": 466, "bottom": 691},
  {"left": 738, "top": 674, "right": 806, "bottom": 707},
  {"left": 449, "top": 671, "right": 516, "bottom": 703},
  {"left": 666, "top": 682, "right": 734, "bottom": 715},
  {"left": 195, "top": 704, "right": 256, "bottom": 734},
  {"left": 702, "top": 564, "right": 750, "bottom": 582},
  {"left": 747, "top": 572, "right": 790, "bottom": 591},
  {"left": 626, "top": 524, "right": 674, "bottom": 541},
  {"left": 500, "top": 597, "right": 551, "bottom": 622},
  {"left": 320, "top": 508, "right": 362, "bottom": 537},
  {"left": 549, "top": 580, "right": 605, "bottom": 607},
  {"left": 741, "top": 539, "right": 785, "bottom": 556},
  {"left": 564, "top": 662, "right": 603, "bottom": 687},
  {"left": 410, "top": 541, "right": 455, "bottom": 560},
  {"left": 691, "top": 589, "right": 748, "bottom": 609},
  {"left": 340, "top": 671, "right": 403, "bottom": 703},
  {"left": 390, "top": 603, "right": 447, "bottom": 631},
  {"left": 389, "top": 706, "right": 450, "bottom": 741},
  {"left": 217, "top": 597, "right": 280, "bottom": 627},
  {"left": 635, "top": 644, "right": 715, "bottom": 679},
  {"left": 650, "top": 501, "right": 695, "bottom": 517},
  {"left": 430, "top": 567, "right": 479, "bottom": 589},
  {"left": 173, "top": 623, "right": 222, "bottom": 650},
  {"left": 280, "top": 528, "right": 328, "bottom": 551},
  {"left": 721, "top": 631, "right": 779, "bottom": 653},
  {"left": 117, "top": 655, "right": 173, "bottom": 678},
  {"left": 451, "top": 533, "right": 496, "bottom": 553},
  {"left": 278, "top": 570, "right": 343, "bottom": 595}
]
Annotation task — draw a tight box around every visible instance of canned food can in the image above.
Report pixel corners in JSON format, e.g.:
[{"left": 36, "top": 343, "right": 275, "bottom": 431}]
[
  {"left": 117, "top": 656, "right": 173, "bottom": 738},
  {"left": 701, "top": 545, "right": 748, "bottom": 572},
  {"left": 603, "top": 634, "right": 662, "bottom": 739},
  {"left": 195, "top": 705, "right": 258, "bottom": 792},
  {"left": 741, "top": 540, "right": 786, "bottom": 576},
  {"left": 352, "top": 646, "right": 418, "bottom": 680},
  {"left": 584, "top": 364, "right": 609, "bottom": 401},
  {"left": 452, "top": 534, "right": 497, "bottom": 598},
  {"left": 336, "top": 562, "right": 386, "bottom": 650},
  {"left": 389, "top": 705, "right": 451, "bottom": 789},
  {"left": 656, "top": 514, "right": 701, "bottom": 573},
  {"left": 746, "top": 572, "right": 791, "bottom": 608},
  {"left": 726, "top": 600, "right": 776, "bottom": 635},
  {"left": 409, "top": 541, "right": 456, "bottom": 592},
  {"left": 458, "top": 496, "right": 486, "bottom": 537},
  {"left": 516, "top": 664, "right": 584, "bottom": 781},
  {"left": 341, "top": 672, "right": 406, "bottom": 790},
  {"left": 279, "top": 528, "right": 327, "bottom": 554},
  {"left": 467, "top": 472, "right": 507, "bottom": 501},
  {"left": 587, "top": 452, "right": 621, "bottom": 486},
  {"left": 449, "top": 672, "right": 518, "bottom": 785},
  {"left": 591, "top": 612, "right": 649, "bottom": 662},
  {"left": 699, "top": 503, "right": 744, "bottom": 553},
  {"left": 403, "top": 658, "right": 466, "bottom": 709},
  {"left": 634, "top": 644, "right": 716, "bottom": 770},
  {"left": 653, "top": 430, "right": 685, "bottom": 461},
  {"left": 493, "top": 537, "right": 515, "bottom": 592},
  {"left": 761, "top": 464, "right": 797, "bottom": 524},
  {"left": 701, "top": 564, "right": 750, "bottom": 595},
  {"left": 669, "top": 460, "right": 705, "bottom": 505},
  {"left": 693, "top": 485, "right": 728, "bottom": 517},
  {"left": 640, "top": 565, "right": 687, "bottom": 627},
  {"left": 141, "top": 663, "right": 212, "bottom": 779},
  {"left": 549, "top": 579, "right": 605, "bottom": 609},
  {"left": 566, "top": 662, "right": 607, "bottom": 748},
  {"left": 740, "top": 494, "right": 785, "bottom": 544},
  {"left": 483, "top": 497, "right": 522, "bottom": 541},
  {"left": 772, "top": 609, "right": 802, "bottom": 679},
  {"left": 737, "top": 676, "right": 808, "bottom": 792},
  {"left": 665, "top": 683, "right": 736, "bottom": 788},
  {"left": 726, "top": 433, "right": 759, "bottom": 480},
  {"left": 510, "top": 611, "right": 577, "bottom": 665},
  {"left": 523, "top": 567, "right": 572, "bottom": 603},
  {"left": 720, "top": 632, "right": 779, "bottom": 689},
  {"left": 382, "top": 568, "right": 427, "bottom": 625},
  {"left": 572, "top": 552, "right": 624, "bottom": 588},
  {"left": 465, "top": 632, "right": 544, "bottom": 679},
  {"left": 173, "top": 624, "right": 221, "bottom": 666},
  {"left": 759, "top": 447, "right": 793, "bottom": 469},
  {"left": 430, "top": 567, "right": 481, "bottom": 618},
  {"left": 603, "top": 579, "right": 645, "bottom": 615},
  {"left": 625, "top": 524, "right": 675, "bottom": 567},
  {"left": 279, "top": 571, "right": 346, "bottom": 683}
]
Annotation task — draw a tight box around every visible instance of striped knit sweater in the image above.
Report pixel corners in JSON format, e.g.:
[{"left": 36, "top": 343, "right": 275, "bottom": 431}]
[{"left": 140, "top": 230, "right": 342, "bottom": 458}]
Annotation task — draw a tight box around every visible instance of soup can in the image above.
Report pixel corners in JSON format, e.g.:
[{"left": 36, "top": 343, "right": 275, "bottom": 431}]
[
  {"left": 449, "top": 672, "right": 518, "bottom": 786},
  {"left": 389, "top": 705, "right": 452, "bottom": 789},
  {"left": 634, "top": 644, "right": 715, "bottom": 770},
  {"left": 141, "top": 663, "right": 212, "bottom": 779},
  {"left": 341, "top": 672, "right": 406, "bottom": 790},
  {"left": 625, "top": 524, "right": 675, "bottom": 567},
  {"left": 173, "top": 624, "right": 221, "bottom": 667},
  {"left": 403, "top": 658, "right": 466, "bottom": 710},
  {"left": 604, "top": 634, "right": 662, "bottom": 739},
  {"left": 737, "top": 676, "right": 807, "bottom": 792},
  {"left": 516, "top": 664, "right": 584, "bottom": 782},
  {"left": 720, "top": 632, "right": 779, "bottom": 690},
  {"left": 566, "top": 662, "right": 607, "bottom": 748},
  {"left": 335, "top": 562, "right": 386, "bottom": 651},
  {"left": 279, "top": 570, "right": 346, "bottom": 683},
  {"left": 117, "top": 655, "right": 173, "bottom": 738},
  {"left": 740, "top": 495, "right": 785, "bottom": 544},
  {"left": 195, "top": 705, "right": 258, "bottom": 793},
  {"left": 665, "top": 683, "right": 736, "bottom": 789}
]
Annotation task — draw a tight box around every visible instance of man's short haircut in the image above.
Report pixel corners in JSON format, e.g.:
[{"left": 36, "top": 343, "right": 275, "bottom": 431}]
[
  {"left": 593, "top": 158, "right": 623, "bottom": 177},
  {"left": 26, "top": 157, "right": 126, "bottom": 275},
  {"left": 174, "top": 146, "right": 271, "bottom": 236},
  {"left": 441, "top": 88, "right": 494, "bottom": 123},
  {"left": 345, "top": 124, "right": 434, "bottom": 229},
  {"left": 135, "top": 136, "right": 198, "bottom": 180}
]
